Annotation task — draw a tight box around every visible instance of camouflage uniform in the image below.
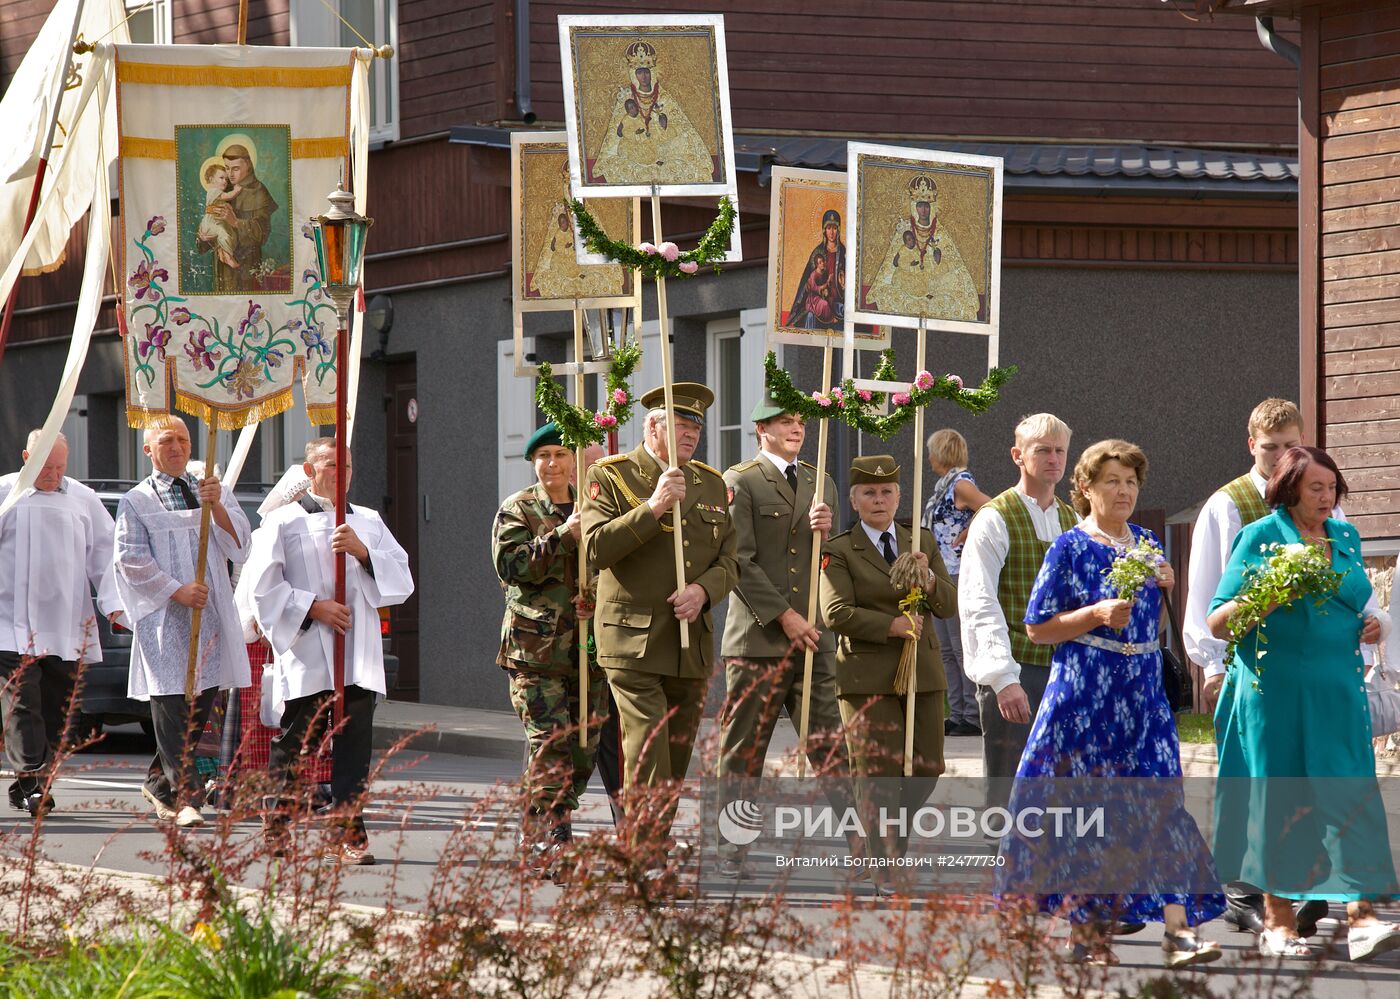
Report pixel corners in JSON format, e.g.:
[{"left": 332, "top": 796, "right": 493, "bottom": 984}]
[{"left": 493, "top": 481, "right": 606, "bottom": 816}]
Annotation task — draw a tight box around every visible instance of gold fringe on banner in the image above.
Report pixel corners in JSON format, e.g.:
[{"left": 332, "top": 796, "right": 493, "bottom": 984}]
[
  {"left": 304, "top": 403, "right": 337, "bottom": 427},
  {"left": 116, "top": 61, "right": 352, "bottom": 89},
  {"left": 121, "top": 136, "right": 349, "bottom": 160},
  {"left": 172, "top": 387, "right": 299, "bottom": 430}
]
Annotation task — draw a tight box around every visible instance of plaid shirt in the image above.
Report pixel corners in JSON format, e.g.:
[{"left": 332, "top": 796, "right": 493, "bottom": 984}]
[{"left": 149, "top": 469, "right": 201, "bottom": 512}]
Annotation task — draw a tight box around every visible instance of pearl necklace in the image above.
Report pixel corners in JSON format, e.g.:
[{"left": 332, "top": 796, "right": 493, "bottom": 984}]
[{"left": 1085, "top": 520, "right": 1133, "bottom": 548}]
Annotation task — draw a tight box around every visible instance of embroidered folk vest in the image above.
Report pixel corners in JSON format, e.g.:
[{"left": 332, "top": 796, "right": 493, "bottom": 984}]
[
  {"left": 986, "top": 489, "right": 1077, "bottom": 668},
  {"left": 1219, "top": 473, "right": 1270, "bottom": 527}
]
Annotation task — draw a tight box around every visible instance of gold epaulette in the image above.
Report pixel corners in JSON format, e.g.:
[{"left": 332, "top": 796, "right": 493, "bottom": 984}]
[
  {"left": 730, "top": 458, "right": 761, "bottom": 473},
  {"left": 596, "top": 453, "right": 632, "bottom": 467},
  {"left": 689, "top": 459, "right": 723, "bottom": 478}
]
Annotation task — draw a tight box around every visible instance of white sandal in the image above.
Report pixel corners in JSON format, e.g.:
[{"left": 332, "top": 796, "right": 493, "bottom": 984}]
[{"left": 1258, "top": 928, "right": 1312, "bottom": 959}]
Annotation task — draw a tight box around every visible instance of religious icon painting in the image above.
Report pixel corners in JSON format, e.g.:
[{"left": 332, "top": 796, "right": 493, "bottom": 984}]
[
  {"left": 558, "top": 14, "right": 737, "bottom": 200},
  {"left": 844, "top": 143, "right": 1003, "bottom": 346},
  {"left": 511, "top": 132, "right": 639, "bottom": 312},
  {"left": 765, "top": 166, "right": 891, "bottom": 352},
  {"left": 175, "top": 125, "right": 294, "bottom": 296}
]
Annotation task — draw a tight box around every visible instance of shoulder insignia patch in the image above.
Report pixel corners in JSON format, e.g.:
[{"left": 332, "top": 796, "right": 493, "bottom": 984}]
[
  {"left": 726, "top": 486, "right": 735, "bottom": 505},
  {"left": 589, "top": 481, "right": 601, "bottom": 500},
  {"left": 689, "top": 459, "right": 722, "bottom": 478},
  {"left": 821, "top": 553, "right": 831, "bottom": 571}
]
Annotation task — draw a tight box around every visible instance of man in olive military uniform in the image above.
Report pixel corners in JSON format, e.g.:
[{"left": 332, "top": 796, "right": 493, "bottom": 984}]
[
  {"left": 582, "top": 383, "right": 738, "bottom": 840},
  {"left": 716, "top": 390, "right": 857, "bottom": 878},
  {"left": 819, "top": 455, "right": 957, "bottom": 889},
  {"left": 493, "top": 422, "right": 607, "bottom": 862}
]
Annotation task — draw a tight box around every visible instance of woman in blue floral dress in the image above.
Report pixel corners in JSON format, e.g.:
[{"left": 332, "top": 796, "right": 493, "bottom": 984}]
[{"left": 997, "top": 439, "right": 1225, "bottom": 968}]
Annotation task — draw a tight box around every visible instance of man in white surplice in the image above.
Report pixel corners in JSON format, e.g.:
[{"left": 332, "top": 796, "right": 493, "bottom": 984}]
[
  {"left": 114, "top": 415, "right": 250, "bottom": 828},
  {"left": 0, "top": 431, "right": 122, "bottom": 817},
  {"left": 245, "top": 437, "right": 413, "bottom": 865}
]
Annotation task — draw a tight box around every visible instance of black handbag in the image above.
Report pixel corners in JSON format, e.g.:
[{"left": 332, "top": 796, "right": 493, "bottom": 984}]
[{"left": 1159, "top": 591, "right": 1189, "bottom": 713}]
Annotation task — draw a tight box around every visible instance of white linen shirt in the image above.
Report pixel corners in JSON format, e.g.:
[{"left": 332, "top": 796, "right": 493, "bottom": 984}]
[
  {"left": 958, "top": 489, "right": 1075, "bottom": 693},
  {"left": 0, "top": 474, "right": 120, "bottom": 661}
]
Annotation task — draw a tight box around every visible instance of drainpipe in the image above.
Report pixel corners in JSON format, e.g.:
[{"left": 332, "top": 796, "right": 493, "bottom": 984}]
[
  {"left": 514, "top": 0, "right": 536, "bottom": 124},
  {"left": 1255, "top": 16, "right": 1301, "bottom": 68}
]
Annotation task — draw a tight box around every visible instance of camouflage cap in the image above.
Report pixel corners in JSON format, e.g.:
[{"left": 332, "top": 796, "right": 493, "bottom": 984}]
[
  {"left": 524, "top": 421, "right": 564, "bottom": 459},
  {"left": 850, "top": 454, "right": 900, "bottom": 484},
  {"left": 639, "top": 382, "right": 713, "bottom": 426}
]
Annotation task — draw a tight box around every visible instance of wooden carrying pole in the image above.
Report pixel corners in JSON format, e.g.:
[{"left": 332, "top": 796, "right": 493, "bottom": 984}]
[
  {"left": 903, "top": 319, "right": 928, "bottom": 777},
  {"left": 649, "top": 191, "right": 689, "bottom": 649},
  {"left": 333, "top": 308, "right": 349, "bottom": 727},
  {"left": 573, "top": 306, "right": 590, "bottom": 746},
  {"left": 184, "top": 421, "right": 218, "bottom": 702},
  {"left": 237, "top": 0, "right": 249, "bottom": 45},
  {"left": 795, "top": 342, "right": 833, "bottom": 781}
]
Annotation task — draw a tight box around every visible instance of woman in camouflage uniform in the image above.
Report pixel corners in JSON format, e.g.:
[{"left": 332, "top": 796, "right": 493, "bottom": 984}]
[{"left": 492, "top": 422, "right": 606, "bottom": 866}]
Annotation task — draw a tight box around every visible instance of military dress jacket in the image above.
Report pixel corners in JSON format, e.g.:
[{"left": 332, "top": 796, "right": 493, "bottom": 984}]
[
  {"left": 818, "top": 522, "right": 957, "bottom": 696},
  {"left": 720, "top": 454, "right": 837, "bottom": 660},
  {"left": 492, "top": 481, "right": 584, "bottom": 676},
  {"left": 582, "top": 444, "right": 739, "bottom": 678}
]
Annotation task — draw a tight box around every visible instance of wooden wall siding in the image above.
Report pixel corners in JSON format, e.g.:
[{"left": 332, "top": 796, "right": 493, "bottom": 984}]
[
  {"left": 172, "top": 1, "right": 288, "bottom": 45},
  {"left": 1002, "top": 224, "right": 1296, "bottom": 268},
  {"left": 1313, "top": 0, "right": 1400, "bottom": 539},
  {"left": 526, "top": 0, "right": 1299, "bottom": 146},
  {"left": 398, "top": 0, "right": 506, "bottom": 137}
]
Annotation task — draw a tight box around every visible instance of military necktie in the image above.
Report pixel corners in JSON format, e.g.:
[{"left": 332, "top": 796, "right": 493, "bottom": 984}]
[
  {"left": 880, "top": 531, "right": 896, "bottom": 565},
  {"left": 785, "top": 463, "right": 798, "bottom": 495},
  {"left": 173, "top": 476, "right": 200, "bottom": 509}
]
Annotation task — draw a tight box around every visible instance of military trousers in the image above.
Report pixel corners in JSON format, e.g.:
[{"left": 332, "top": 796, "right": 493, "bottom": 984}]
[
  {"left": 506, "top": 665, "right": 607, "bottom": 814},
  {"left": 717, "top": 652, "right": 855, "bottom": 858},
  {"left": 0, "top": 652, "right": 79, "bottom": 795},
  {"left": 977, "top": 662, "right": 1051, "bottom": 812},
  {"left": 602, "top": 667, "right": 706, "bottom": 787},
  {"left": 838, "top": 692, "right": 944, "bottom": 861}
]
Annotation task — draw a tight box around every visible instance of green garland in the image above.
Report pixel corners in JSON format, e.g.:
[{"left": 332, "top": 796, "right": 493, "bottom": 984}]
[
  {"left": 535, "top": 341, "right": 643, "bottom": 451},
  {"left": 569, "top": 198, "right": 735, "bottom": 279},
  {"left": 762, "top": 349, "right": 1016, "bottom": 440}
]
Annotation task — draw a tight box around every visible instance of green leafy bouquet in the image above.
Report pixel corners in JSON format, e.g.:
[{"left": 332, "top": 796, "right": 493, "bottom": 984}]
[
  {"left": 1103, "top": 536, "right": 1166, "bottom": 600},
  {"left": 1225, "top": 540, "right": 1343, "bottom": 691}
]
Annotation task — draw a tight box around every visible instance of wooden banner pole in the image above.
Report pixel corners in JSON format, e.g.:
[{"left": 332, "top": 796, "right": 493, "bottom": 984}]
[
  {"left": 184, "top": 420, "right": 218, "bottom": 704},
  {"left": 573, "top": 305, "right": 590, "bottom": 747},
  {"left": 904, "top": 318, "right": 928, "bottom": 777},
  {"left": 649, "top": 190, "right": 689, "bottom": 650},
  {"left": 332, "top": 311, "right": 349, "bottom": 729},
  {"left": 237, "top": 0, "right": 249, "bottom": 45},
  {"left": 795, "top": 341, "right": 833, "bottom": 781}
]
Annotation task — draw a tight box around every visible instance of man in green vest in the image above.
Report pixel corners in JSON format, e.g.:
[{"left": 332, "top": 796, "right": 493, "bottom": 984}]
[
  {"left": 1183, "top": 397, "right": 1332, "bottom": 939},
  {"left": 715, "top": 389, "right": 858, "bottom": 879},
  {"left": 958, "top": 413, "right": 1076, "bottom": 815}
]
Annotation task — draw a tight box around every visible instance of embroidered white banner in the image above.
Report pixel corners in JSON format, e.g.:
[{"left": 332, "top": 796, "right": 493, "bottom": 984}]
[{"left": 115, "top": 43, "right": 369, "bottom": 429}]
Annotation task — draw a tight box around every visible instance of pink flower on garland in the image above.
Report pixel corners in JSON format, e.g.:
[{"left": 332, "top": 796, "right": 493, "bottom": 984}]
[
  {"left": 659, "top": 241, "right": 679, "bottom": 261},
  {"left": 639, "top": 242, "right": 658, "bottom": 255},
  {"left": 812, "top": 391, "right": 832, "bottom": 408},
  {"left": 858, "top": 389, "right": 872, "bottom": 402},
  {"left": 594, "top": 413, "right": 618, "bottom": 429},
  {"left": 830, "top": 387, "right": 844, "bottom": 407},
  {"left": 891, "top": 392, "right": 911, "bottom": 406},
  {"left": 914, "top": 371, "right": 934, "bottom": 391},
  {"left": 612, "top": 388, "right": 628, "bottom": 405},
  {"left": 947, "top": 373, "right": 964, "bottom": 389},
  {"left": 677, "top": 261, "right": 699, "bottom": 274}
]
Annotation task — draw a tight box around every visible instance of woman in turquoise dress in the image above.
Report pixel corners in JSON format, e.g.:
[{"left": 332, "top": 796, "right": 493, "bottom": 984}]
[
  {"left": 1208, "top": 445, "right": 1398, "bottom": 962},
  {"left": 997, "top": 440, "right": 1225, "bottom": 969}
]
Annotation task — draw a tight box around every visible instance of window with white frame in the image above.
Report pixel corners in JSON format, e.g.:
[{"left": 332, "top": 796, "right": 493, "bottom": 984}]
[
  {"left": 125, "top": 0, "right": 172, "bottom": 45},
  {"left": 706, "top": 310, "right": 777, "bottom": 471},
  {"left": 290, "top": 0, "right": 399, "bottom": 144}
]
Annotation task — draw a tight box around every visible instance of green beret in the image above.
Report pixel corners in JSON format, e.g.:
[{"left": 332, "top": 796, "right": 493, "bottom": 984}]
[
  {"left": 524, "top": 421, "right": 564, "bottom": 459},
  {"left": 850, "top": 454, "right": 900, "bottom": 484},
  {"left": 750, "top": 386, "right": 789, "bottom": 423},
  {"left": 639, "top": 381, "right": 714, "bottom": 425}
]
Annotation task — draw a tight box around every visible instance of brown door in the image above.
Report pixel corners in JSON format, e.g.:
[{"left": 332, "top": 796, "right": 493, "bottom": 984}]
[{"left": 385, "top": 359, "right": 420, "bottom": 701}]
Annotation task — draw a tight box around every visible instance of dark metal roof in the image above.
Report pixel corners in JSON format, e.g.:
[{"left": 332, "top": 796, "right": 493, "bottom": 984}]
[{"left": 449, "top": 125, "right": 1298, "bottom": 198}]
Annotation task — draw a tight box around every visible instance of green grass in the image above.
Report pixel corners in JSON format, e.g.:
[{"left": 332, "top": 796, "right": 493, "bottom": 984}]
[{"left": 1175, "top": 713, "right": 1215, "bottom": 745}]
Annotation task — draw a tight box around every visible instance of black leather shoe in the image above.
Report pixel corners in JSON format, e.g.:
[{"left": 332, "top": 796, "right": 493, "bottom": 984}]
[
  {"left": 951, "top": 721, "right": 983, "bottom": 737},
  {"left": 1110, "top": 921, "right": 1147, "bottom": 936},
  {"left": 7, "top": 782, "right": 25, "bottom": 811},
  {"left": 1223, "top": 901, "right": 1266, "bottom": 935},
  {"left": 24, "top": 793, "right": 55, "bottom": 818},
  {"left": 944, "top": 718, "right": 957, "bottom": 736},
  {"left": 1296, "top": 899, "right": 1329, "bottom": 938}
]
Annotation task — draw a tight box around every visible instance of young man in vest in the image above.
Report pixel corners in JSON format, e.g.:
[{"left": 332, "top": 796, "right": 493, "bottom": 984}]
[
  {"left": 959, "top": 413, "right": 1076, "bottom": 817},
  {"left": 1184, "top": 397, "right": 1330, "bottom": 938}
]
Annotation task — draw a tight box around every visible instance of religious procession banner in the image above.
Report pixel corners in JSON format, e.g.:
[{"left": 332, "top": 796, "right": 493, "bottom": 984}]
[
  {"left": 766, "top": 166, "right": 890, "bottom": 352},
  {"left": 115, "top": 44, "right": 368, "bottom": 428},
  {"left": 510, "top": 132, "right": 641, "bottom": 376},
  {"left": 844, "top": 143, "right": 1003, "bottom": 352},
  {"left": 558, "top": 13, "right": 741, "bottom": 263}
]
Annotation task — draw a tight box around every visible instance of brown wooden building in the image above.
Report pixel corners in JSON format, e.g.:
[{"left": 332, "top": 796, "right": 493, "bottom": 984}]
[
  {"left": 2, "top": 1, "right": 1346, "bottom": 709},
  {"left": 1200, "top": 0, "right": 1400, "bottom": 542}
]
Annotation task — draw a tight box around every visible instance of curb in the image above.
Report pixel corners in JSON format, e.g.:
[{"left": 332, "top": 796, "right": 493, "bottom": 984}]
[{"left": 371, "top": 721, "right": 524, "bottom": 762}]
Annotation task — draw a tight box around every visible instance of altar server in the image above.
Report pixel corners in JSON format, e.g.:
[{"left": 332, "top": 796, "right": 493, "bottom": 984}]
[
  {"left": 0, "top": 431, "right": 122, "bottom": 816},
  {"left": 244, "top": 437, "right": 414, "bottom": 866},
  {"left": 114, "top": 415, "right": 250, "bottom": 828}
]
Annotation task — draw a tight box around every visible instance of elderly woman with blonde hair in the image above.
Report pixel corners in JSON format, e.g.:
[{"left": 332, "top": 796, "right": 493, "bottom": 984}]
[
  {"left": 998, "top": 439, "right": 1224, "bottom": 968},
  {"left": 922, "top": 428, "right": 990, "bottom": 737}
]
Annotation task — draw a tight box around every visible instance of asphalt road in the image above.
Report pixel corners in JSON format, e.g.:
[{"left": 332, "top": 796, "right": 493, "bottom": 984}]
[{"left": 4, "top": 725, "right": 1399, "bottom": 998}]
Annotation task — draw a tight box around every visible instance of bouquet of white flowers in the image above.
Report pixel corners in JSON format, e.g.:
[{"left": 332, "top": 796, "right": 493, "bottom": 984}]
[
  {"left": 1103, "top": 536, "right": 1166, "bottom": 601},
  {"left": 1226, "top": 540, "right": 1343, "bottom": 692}
]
